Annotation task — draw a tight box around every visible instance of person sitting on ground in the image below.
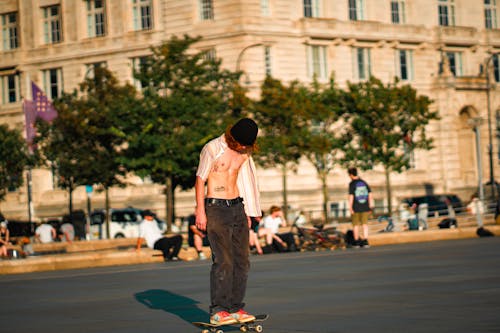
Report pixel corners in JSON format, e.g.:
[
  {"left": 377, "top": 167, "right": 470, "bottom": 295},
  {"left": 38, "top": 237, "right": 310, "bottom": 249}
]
[
  {"left": 262, "top": 206, "right": 297, "bottom": 252},
  {"left": 136, "top": 210, "right": 183, "bottom": 261},
  {"left": 187, "top": 214, "right": 209, "bottom": 260},
  {"left": 249, "top": 216, "right": 264, "bottom": 255},
  {"left": 293, "top": 210, "right": 307, "bottom": 227},
  {"left": 35, "top": 222, "right": 56, "bottom": 244},
  {"left": 59, "top": 222, "right": 75, "bottom": 243},
  {"left": 0, "top": 221, "right": 10, "bottom": 257},
  {"left": 255, "top": 214, "right": 286, "bottom": 250}
]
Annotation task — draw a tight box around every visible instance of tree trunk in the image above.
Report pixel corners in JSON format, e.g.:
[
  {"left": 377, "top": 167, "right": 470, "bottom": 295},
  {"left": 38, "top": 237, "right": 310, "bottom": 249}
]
[
  {"left": 321, "top": 171, "right": 329, "bottom": 224},
  {"left": 68, "top": 178, "right": 74, "bottom": 223},
  {"left": 68, "top": 187, "right": 73, "bottom": 223},
  {"left": 281, "top": 164, "right": 288, "bottom": 222},
  {"left": 165, "top": 176, "right": 174, "bottom": 233},
  {"left": 105, "top": 187, "right": 110, "bottom": 239},
  {"left": 385, "top": 168, "right": 392, "bottom": 216}
]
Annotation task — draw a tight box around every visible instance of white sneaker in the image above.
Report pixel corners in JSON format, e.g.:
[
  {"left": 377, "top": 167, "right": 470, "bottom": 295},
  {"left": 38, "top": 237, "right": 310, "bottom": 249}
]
[{"left": 198, "top": 252, "right": 207, "bottom": 260}]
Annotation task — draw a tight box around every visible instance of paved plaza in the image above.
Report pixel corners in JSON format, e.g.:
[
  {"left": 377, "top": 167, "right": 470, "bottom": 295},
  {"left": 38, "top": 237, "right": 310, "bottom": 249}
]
[{"left": 0, "top": 238, "right": 499, "bottom": 333}]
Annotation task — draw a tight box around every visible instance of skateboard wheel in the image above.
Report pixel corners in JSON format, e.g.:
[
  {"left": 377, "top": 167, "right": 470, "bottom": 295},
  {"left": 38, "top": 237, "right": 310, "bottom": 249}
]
[
  {"left": 216, "top": 330, "right": 224, "bottom": 333},
  {"left": 255, "top": 324, "right": 263, "bottom": 332},
  {"left": 239, "top": 325, "right": 248, "bottom": 332}
]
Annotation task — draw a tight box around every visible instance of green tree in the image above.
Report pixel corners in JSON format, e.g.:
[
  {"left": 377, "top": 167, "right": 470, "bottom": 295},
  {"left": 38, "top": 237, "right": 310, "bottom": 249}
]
[
  {"left": 37, "top": 67, "right": 138, "bottom": 237},
  {"left": 252, "top": 77, "right": 309, "bottom": 219},
  {"left": 344, "top": 77, "right": 438, "bottom": 215},
  {"left": 0, "top": 125, "right": 30, "bottom": 202},
  {"left": 302, "top": 78, "right": 351, "bottom": 223},
  {"left": 122, "top": 35, "right": 241, "bottom": 230}
]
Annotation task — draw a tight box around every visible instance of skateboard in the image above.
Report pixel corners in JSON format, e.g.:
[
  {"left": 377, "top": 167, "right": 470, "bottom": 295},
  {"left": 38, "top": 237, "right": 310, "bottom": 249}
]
[{"left": 193, "top": 314, "right": 269, "bottom": 333}]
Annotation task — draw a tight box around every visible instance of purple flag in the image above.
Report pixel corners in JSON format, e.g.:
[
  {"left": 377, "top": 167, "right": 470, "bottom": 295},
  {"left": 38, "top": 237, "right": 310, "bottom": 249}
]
[
  {"left": 32, "top": 81, "right": 58, "bottom": 122},
  {"left": 23, "top": 100, "right": 37, "bottom": 153}
]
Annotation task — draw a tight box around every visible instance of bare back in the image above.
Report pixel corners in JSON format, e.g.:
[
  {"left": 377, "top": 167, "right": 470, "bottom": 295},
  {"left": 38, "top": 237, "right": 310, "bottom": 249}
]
[{"left": 206, "top": 148, "right": 248, "bottom": 199}]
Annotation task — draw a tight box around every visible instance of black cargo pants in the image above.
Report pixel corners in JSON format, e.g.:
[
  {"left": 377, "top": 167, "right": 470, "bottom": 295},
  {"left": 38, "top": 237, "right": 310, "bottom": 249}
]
[{"left": 205, "top": 198, "right": 250, "bottom": 315}]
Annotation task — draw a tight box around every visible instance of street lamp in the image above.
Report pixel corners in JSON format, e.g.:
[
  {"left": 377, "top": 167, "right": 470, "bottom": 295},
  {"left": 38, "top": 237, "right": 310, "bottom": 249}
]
[
  {"left": 235, "top": 43, "right": 264, "bottom": 85},
  {"left": 236, "top": 43, "right": 264, "bottom": 72},
  {"left": 484, "top": 53, "right": 500, "bottom": 199}
]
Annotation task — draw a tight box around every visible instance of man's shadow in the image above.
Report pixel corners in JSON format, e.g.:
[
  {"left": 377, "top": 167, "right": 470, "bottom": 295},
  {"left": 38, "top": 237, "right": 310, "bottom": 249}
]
[
  {"left": 134, "top": 289, "right": 241, "bottom": 331},
  {"left": 135, "top": 289, "right": 208, "bottom": 323}
]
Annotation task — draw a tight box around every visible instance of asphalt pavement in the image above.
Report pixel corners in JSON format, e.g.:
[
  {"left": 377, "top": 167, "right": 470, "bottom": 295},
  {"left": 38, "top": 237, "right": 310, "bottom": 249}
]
[{"left": 0, "top": 238, "right": 499, "bottom": 333}]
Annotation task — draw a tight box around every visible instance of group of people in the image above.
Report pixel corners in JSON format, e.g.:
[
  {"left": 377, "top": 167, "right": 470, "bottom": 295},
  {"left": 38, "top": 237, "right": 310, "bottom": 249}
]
[
  {"left": 248, "top": 206, "right": 298, "bottom": 255},
  {"left": 33, "top": 221, "right": 75, "bottom": 244}
]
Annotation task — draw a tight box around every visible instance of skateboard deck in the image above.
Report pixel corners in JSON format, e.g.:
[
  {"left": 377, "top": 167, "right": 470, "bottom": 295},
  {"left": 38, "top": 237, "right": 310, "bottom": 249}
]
[{"left": 193, "top": 314, "right": 268, "bottom": 333}]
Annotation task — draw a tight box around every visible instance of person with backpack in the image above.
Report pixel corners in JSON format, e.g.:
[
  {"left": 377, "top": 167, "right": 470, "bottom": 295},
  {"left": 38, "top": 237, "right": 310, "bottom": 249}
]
[{"left": 348, "top": 167, "right": 373, "bottom": 248}]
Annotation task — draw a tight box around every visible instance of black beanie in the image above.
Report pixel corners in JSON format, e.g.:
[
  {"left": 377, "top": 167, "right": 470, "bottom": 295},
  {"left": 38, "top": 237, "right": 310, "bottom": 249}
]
[{"left": 230, "top": 118, "right": 258, "bottom": 145}]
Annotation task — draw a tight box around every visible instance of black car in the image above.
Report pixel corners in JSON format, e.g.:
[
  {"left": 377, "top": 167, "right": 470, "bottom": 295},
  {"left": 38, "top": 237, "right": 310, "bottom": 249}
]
[{"left": 401, "top": 194, "right": 464, "bottom": 217}]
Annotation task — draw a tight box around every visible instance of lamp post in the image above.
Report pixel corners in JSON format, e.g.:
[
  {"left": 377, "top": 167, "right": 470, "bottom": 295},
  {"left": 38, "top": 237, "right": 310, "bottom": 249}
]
[
  {"left": 236, "top": 43, "right": 263, "bottom": 72},
  {"left": 484, "top": 53, "right": 500, "bottom": 199},
  {"left": 235, "top": 43, "right": 264, "bottom": 85}
]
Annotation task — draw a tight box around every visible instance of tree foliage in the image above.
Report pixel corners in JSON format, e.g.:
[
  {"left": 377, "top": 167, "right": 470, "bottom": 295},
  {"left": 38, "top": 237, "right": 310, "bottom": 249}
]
[
  {"left": 0, "top": 125, "right": 30, "bottom": 202},
  {"left": 344, "top": 77, "right": 438, "bottom": 214},
  {"left": 252, "top": 77, "right": 310, "bottom": 217},
  {"left": 36, "top": 67, "right": 138, "bottom": 236},
  {"left": 121, "top": 35, "right": 243, "bottom": 228},
  {"left": 302, "top": 78, "right": 352, "bottom": 222}
]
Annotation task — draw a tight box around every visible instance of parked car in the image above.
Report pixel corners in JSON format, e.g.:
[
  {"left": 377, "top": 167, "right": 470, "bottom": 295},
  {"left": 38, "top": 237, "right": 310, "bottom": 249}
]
[
  {"left": 401, "top": 194, "right": 464, "bottom": 217},
  {"left": 90, "top": 207, "right": 166, "bottom": 239}
]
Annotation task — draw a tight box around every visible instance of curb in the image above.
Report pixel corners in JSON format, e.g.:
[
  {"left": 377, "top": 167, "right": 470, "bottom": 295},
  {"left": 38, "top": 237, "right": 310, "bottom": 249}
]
[{"left": 1, "top": 225, "right": 498, "bottom": 275}]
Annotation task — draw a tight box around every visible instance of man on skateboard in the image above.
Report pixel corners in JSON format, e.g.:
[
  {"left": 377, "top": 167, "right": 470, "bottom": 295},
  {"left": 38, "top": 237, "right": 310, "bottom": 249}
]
[{"left": 195, "top": 118, "right": 261, "bottom": 325}]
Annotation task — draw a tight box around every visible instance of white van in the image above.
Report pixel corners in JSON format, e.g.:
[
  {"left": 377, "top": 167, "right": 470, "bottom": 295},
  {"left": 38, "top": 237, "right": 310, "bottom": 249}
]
[{"left": 90, "top": 208, "right": 166, "bottom": 239}]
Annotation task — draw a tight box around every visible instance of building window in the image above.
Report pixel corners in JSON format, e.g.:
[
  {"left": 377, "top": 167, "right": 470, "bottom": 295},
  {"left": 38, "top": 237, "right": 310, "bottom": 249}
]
[
  {"left": 0, "top": 73, "right": 20, "bottom": 104},
  {"left": 202, "top": 48, "right": 216, "bottom": 62},
  {"left": 42, "top": 68, "right": 63, "bottom": 99},
  {"left": 438, "top": 0, "right": 455, "bottom": 26},
  {"left": 264, "top": 46, "right": 272, "bottom": 76},
  {"left": 85, "top": 61, "right": 107, "bottom": 80},
  {"left": 446, "top": 52, "right": 463, "bottom": 76},
  {"left": 132, "top": 0, "right": 153, "bottom": 31},
  {"left": 1, "top": 12, "right": 19, "bottom": 50},
  {"left": 199, "top": 0, "right": 214, "bottom": 21},
  {"left": 493, "top": 54, "right": 500, "bottom": 82},
  {"left": 349, "top": 0, "right": 365, "bottom": 21},
  {"left": 261, "top": 0, "right": 270, "bottom": 16},
  {"left": 304, "top": 0, "right": 320, "bottom": 18},
  {"left": 86, "top": 0, "right": 107, "bottom": 37},
  {"left": 132, "top": 56, "right": 150, "bottom": 90},
  {"left": 391, "top": 0, "right": 406, "bottom": 24},
  {"left": 485, "top": 0, "right": 498, "bottom": 29},
  {"left": 307, "top": 45, "right": 328, "bottom": 80},
  {"left": 42, "top": 5, "right": 62, "bottom": 44},
  {"left": 353, "top": 47, "right": 371, "bottom": 80},
  {"left": 396, "top": 49, "right": 413, "bottom": 81}
]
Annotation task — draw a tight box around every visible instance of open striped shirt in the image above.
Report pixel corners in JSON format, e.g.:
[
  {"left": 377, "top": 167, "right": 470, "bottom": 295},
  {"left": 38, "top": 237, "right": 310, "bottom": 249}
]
[{"left": 196, "top": 134, "right": 262, "bottom": 217}]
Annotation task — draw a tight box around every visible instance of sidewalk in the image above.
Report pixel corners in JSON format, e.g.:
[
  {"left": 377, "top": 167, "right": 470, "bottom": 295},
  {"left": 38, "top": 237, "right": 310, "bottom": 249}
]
[{"left": 1, "top": 221, "right": 498, "bottom": 275}]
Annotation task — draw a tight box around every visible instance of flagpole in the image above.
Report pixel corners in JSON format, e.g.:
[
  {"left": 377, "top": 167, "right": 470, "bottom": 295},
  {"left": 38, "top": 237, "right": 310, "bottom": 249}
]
[
  {"left": 27, "top": 167, "right": 33, "bottom": 224},
  {"left": 24, "top": 72, "right": 35, "bottom": 224}
]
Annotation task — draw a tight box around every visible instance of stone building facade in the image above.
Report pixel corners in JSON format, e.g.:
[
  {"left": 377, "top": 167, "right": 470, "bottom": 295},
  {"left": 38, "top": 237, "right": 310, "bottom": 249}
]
[{"left": 0, "top": 0, "right": 499, "bottom": 222}]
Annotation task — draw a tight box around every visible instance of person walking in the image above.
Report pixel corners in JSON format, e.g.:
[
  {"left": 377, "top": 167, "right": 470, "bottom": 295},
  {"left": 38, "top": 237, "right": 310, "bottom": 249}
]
[
  {"left": 347, "top": 167, "right": 373, "bottom": 248},
  {"left": 195, "top": 118, "right": 261, "bottom": 325},
  {"left": 136, "top": 210, "right": 182, "bottom": 261}
]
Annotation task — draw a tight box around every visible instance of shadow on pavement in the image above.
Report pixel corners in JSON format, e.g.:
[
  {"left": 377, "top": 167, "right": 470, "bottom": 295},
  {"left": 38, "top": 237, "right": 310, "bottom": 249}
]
[
  {"left": 134, "top": 289, "right": 242, "bottom": 331},
  {"left": 135, "top": 289, "right": 208, "bottom": 323}
]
